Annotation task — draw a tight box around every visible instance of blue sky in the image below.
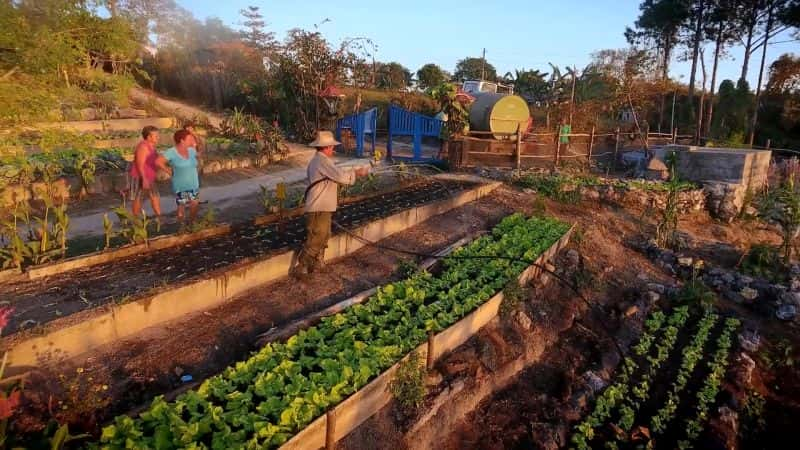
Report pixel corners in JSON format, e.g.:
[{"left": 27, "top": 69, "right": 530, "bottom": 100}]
[{"left": 180, "top": 0, "right": 799, "bottom": 89}]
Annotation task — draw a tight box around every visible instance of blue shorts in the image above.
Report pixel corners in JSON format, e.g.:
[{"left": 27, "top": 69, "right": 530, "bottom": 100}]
[{"left": 175, "top": 189, "right": 199, "bottom": 205}]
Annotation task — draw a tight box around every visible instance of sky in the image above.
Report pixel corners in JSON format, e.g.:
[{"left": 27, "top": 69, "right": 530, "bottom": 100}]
[{"left": 179, "top": 0, "right": 799, "bottom": 90}]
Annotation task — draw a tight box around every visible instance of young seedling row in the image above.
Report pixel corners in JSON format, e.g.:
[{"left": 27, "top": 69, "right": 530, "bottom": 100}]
[
  {"left": 98, "top": 214, "right": 571, "bottom": 449},
  {"left": 571, "top": 307, "right": 741, "bottom": 449}
]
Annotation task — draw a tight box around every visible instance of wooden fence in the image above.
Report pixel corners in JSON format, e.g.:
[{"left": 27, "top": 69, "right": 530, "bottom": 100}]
[{"left": 449, "top": 126, "right": 697, "bottom": 170}]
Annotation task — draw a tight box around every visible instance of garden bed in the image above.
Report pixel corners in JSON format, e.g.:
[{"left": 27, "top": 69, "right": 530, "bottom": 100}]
[
  {"left": 93, "top": 214, "right": 573, "bottom": 449},
  {"left": 1, "top": 177, "right": 497, "bottom": 373}
]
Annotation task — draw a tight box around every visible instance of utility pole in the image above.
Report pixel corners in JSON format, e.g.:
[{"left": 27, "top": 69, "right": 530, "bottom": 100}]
[
  {"left": 371, "top": 55, "right": 376, "bottom": 88},
  {"left": 481, "top": 48, "right": 486, "bottom": 81},
  {"left": 670, "top": 89, "right": 677, "bottom": 133},
  {"left": 569, "top": 65, "right": 576, "bottom": 126}
]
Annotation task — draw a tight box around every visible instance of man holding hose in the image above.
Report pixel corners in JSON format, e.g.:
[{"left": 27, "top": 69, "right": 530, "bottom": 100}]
[{"left": 291, "top": 130, "right": 369, "bottom": 280}]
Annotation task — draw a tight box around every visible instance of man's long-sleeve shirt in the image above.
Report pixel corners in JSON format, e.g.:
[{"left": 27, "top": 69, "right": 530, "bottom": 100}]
[{"left": 304, "top": 152, "right": 356, "bottom": 213}]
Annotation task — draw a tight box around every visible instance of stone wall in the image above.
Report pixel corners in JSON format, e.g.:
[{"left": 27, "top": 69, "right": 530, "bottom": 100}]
[{"left": 578, "top": 182, "right": 706, "bottom": 214}]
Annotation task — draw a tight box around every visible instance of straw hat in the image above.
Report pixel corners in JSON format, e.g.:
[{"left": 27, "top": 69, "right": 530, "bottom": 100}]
[{"left": 308, "top": 130, "right": 341, "bottom": 148}]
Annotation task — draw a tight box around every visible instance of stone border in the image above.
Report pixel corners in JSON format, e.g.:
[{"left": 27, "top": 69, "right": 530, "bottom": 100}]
[
  {"left": 4, "top": 178, "right": 499, "bottom": 373},
  {"left": 280, "top": 224, "right": 574, "bottom": 450},
  {"left": 33, "top": 117, "right": 176, "bottom": 132}
]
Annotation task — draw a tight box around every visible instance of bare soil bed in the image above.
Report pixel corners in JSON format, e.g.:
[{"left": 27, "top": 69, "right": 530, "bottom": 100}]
[{"left": 1, "top": 180, "right": 477, "bottom": 335}]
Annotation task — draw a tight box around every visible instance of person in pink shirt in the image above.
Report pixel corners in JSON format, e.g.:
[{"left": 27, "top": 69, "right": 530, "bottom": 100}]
[{"left": 129, "top": 126, "right": 169, "bottom": 218}]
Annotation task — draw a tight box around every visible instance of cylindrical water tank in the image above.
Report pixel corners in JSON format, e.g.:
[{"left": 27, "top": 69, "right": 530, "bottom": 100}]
[{"left": 468, "top": 93, "right": 530, "bottom": 139}]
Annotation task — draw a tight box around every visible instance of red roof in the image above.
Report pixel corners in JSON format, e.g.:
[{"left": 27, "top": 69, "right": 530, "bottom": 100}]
[{"left": 319, "top": 85, "right": 344, "bottom": 98}]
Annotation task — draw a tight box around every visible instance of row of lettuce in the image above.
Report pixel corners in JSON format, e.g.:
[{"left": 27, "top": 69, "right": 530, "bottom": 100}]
[
  {"left": 97, "top": 214, "right": 571, "bottom": 449},
  {"left": 571, "top": 306, "right": 740, "bottom": 449}
]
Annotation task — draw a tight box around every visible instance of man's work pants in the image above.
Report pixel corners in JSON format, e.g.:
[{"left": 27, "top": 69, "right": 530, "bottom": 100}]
[{"left": 297, "top": 211, "right": 332, "bottom": 273}]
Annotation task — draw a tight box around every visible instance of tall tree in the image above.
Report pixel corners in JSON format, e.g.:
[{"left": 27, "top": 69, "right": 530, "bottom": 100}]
[
  {"left": 453, "top": 57, "right": 497, "bottom": 81},
  {"left": 504, "top": 69, "right": 549, "bottom": 103},
  {"left": 749, "top": 0, "right": 778, "bottom": 144},
  {"left": 239, "top": 6, "right": 276, "bottom": 55},
  {"left": 416, "top": 63, "right": 448, "bottom": 90},
  {"left": 739, "top": 0, "right": 797, "bottom": 83},
  {"left": 712, "top": 79, "right": 752, "bottom": 140},
  {"left": 376, "top": 62, "right": 411, "bottom": 89},
  {"left": 626, "top": 0, "right": 692, "bottom": 130},
  {"left": 704, "top": 0, "right": 744, "bottom": 134},
  {"left": 686, "top": 0, "right": 707, "bottom": 106}
]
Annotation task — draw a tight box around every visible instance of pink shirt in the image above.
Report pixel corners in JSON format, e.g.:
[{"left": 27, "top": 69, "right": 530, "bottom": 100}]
[{"left": 129, "top": 141, "right": 158, "bottom": 182}]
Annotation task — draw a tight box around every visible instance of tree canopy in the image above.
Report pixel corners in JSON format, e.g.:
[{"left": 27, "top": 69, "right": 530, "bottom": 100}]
[
  {"left": 417, "top": 63, "right": 449, "bottom": 90},
  {"left": 453, "top": 57, "right": 497, "bottom": 81}
]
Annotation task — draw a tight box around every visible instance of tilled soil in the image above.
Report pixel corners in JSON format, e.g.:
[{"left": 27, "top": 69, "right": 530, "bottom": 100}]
[
  {"left": 1, "top": 180, "right": 476, "bottom": 334},
  {"left": 15, "top": 186, "right": 519, "bottom": 436}
]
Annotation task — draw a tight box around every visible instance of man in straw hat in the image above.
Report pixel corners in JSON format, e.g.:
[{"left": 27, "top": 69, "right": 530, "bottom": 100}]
[{"left": 291, "top": 130, "right": 369, "bottom": 280}]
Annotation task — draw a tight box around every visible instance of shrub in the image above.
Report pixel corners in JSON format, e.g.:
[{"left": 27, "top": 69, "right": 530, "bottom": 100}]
[{"left": 389, "top": 351, "right": 427, "bottom": 415}]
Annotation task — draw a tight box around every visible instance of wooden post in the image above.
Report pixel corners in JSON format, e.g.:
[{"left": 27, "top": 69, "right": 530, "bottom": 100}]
[
  {"left": 554, "top": 125, "right": 561, "bottom": 167},
  {"left": 644, "top": 122, "right": 650, "bottom": 149},
  {"left": 515, "top": 125, "right": 522, "bottom": 170},
  {"left": 613, "top": 127, "right": 620, "bottom": 172},
  {"left": 426, "top": 331, "right": 435, "bottom": 370},
  {"left": 588, "top": 125, "right": 595, "bottom": 165},
  {"left": 326, "top": 410, "right": 336, "bottom": 450}
]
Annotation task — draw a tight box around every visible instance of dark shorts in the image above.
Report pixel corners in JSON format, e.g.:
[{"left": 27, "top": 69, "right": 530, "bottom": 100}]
[
  {"left": 175, "top": 189, "right": 199, "bottom": 205},
  {"left": 127, "top": 175, "right": 156, "bottom": 200}
]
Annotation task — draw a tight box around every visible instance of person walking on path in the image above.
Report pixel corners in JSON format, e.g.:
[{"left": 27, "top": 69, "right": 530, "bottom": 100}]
[
  {"left": 291, "top": 130, "right": 368, "bottom": 280},
  {"left": 129, "top": 126, "right": 169, "bottom": 218},
  {"left": 163, "top": 129, "right": 201, "bottom": 223}
]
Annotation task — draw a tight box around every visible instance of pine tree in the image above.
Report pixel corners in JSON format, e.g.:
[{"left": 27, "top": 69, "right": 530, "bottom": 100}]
[{"left": 240, "top": 5, "right": 275, "bottom": 54}]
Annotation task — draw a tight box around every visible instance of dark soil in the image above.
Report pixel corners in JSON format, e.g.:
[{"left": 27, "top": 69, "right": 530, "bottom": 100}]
[{"left": 1, "top": 180, "right": 477, "bottom": 335}]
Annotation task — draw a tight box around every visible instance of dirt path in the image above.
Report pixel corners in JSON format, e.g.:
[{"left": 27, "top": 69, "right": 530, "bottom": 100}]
[{"left": 129, "top": 87, "right": 224, "bottom": 128}]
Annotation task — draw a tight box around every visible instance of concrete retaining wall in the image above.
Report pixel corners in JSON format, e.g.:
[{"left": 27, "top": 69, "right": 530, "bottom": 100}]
[
  {"left": 280, "top": 224, "right": 573, "bottom": 450},
  {"left": 4, "top": 179, "right": 499, "bottom": 374},
  {"left": 660, "top": 145, "right": 772, "bottom": 189}
]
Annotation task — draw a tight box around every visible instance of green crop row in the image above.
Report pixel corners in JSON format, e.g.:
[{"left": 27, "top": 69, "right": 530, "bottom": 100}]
[
  {"left": 617, "top": 306, "right": 690, "bottom": 432},
  {"left": 650, "top": 310, "right": 719, "bottom": 434},
  {"left": 97, "top": 214, "right": 570, "bottom": 449},
  {"left": 571, "top": 306, "right": 689, "bottom": 449},
  {"left": 676, "top": 317, "right": 740, "bottom": 450}
]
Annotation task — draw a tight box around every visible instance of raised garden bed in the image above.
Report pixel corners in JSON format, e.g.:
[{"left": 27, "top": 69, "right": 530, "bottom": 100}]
[
  {"left": 96, "top": 214, "right": 573, "bottom": 449},
  {"left": 2, "top": 177, "right": 498, "bottom": 372}
]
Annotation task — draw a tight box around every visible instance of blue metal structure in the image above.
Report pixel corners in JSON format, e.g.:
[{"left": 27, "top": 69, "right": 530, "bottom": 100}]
[
  {"left": 335, "top": 107, "right": 377, "bottom": 157},
  {"left": 387, "top": 104, "right": 444, "bottom": 161}
]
